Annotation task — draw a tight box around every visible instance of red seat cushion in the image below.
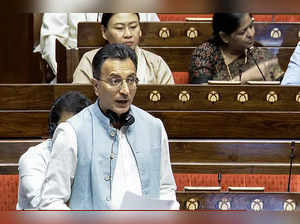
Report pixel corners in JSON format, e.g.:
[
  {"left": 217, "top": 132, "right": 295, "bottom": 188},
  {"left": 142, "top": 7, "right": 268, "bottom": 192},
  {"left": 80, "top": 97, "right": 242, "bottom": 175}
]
[{"left": 173, "top": 72, "right": 189, "bottom": 84}]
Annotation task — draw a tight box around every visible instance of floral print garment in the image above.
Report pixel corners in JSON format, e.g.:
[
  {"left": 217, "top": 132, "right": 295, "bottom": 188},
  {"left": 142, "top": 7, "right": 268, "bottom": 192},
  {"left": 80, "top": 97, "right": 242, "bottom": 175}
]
[{"left": 189, "top": 40, "right": 283, "bottom": 84}]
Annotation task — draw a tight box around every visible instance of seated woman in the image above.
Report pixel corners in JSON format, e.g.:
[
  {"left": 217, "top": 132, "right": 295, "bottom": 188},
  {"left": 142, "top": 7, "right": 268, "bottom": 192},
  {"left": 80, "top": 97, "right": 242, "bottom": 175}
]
[
  {"left": 189, "top": 13, "right": 283, "bottom": 84},
  {"left": 73, "top": 13, "right": 174, "bottom": 85}
]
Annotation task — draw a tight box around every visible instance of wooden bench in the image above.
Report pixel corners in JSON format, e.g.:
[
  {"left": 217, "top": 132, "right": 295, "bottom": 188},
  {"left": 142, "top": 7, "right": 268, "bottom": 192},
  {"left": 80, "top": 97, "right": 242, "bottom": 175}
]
[
  {"left": 2, "top": 84, "right": 300, "bottom": 210},
  {"left": 1, "top": 84, "right": 300, "bottom": 174},
  {"left": 56, "top": 22, "right": 300, "bottom": 83}
]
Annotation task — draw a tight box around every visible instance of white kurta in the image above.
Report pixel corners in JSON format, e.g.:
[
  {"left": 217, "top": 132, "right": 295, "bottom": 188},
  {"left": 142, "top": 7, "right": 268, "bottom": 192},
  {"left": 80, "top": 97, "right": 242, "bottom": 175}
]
[
  {"left": 39, "top": 122, "right": 179, "bottom": 210},
  {"left": 17, "top": 139, "right": 52, "bottom": 210}
]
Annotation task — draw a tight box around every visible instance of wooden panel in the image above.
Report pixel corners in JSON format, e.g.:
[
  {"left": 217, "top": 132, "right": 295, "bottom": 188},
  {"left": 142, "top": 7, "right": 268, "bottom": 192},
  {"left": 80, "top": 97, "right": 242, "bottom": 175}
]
[
  {"left": 54, "top": 84, "right": 96, "bottom": 102},
  {"left": 0, "top": 112, "right": 48, "bottom": 138},
  {"left": 0, "top": 85, "right": 95, "bottom": 110},
  {"left": 0, "top": 14, "right": 41, "bottom": 83},
  {"left": 1, "top": 140, "right": 299, "bottom": 174},
  {"left": 133, "top": 85, "right": 300, "bottom": 111},
  {"left": 176, "top": 192, "right": 300, "bottom": 210},
  {"left": 139, "top": 22, "right": 212, "bottom": 47},
  {"left": 0, "top": 85, "right": 300, "bottom": 111},
  {"left": 56, "top": 40, "right": 68, "bottom": 83},
  {"left": 170, "top": 141, "right": 299, "bottom": 163},
  {"left": 77, "top": 22, "right": 104, "bottom": 47},
  {"left": 0, "top": 85, "right": 53, "bottom": 110},
  {"left": 1, "top": 110, "right": 300, "bottom": 139},
  {"left": 0, "top": 165, "right": 18, "bottom": 175},
  {"left": 78, "top": 22, "right": 300, "bottom": 47},
  {"left": 151, "top": 111, "right": 300, "bottom": 139},
  {"left": 0, "top": 140, "right": 42, "bottom": 163},
  {"left": 172, "top": 164, "right": 300, "bottom": 174},
  {"left": 255, "top": 22, "right": 300, "bottom": 47}
]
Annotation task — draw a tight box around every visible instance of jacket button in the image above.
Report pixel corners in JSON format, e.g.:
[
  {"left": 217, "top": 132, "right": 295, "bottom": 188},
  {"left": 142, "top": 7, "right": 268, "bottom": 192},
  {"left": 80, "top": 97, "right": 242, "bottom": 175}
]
[
  {"left": 104, "top": 176, "right": 110, "bottom": 181},
  {"left": 110, "top": 131, "right": 116, "bottom": 137}
]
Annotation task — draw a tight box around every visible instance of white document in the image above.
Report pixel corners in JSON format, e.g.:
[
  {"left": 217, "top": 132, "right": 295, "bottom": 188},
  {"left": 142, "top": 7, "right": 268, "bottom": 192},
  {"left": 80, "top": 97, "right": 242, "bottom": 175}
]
[{"left": 120, "top": 191, "right": 178, "bottom": 210}]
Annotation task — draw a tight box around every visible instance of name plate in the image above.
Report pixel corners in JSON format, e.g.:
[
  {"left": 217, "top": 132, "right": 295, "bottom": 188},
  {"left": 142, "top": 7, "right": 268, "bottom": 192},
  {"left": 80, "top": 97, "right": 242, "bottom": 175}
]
[
  {"left": 247, "top": 81, "right": 280, "bottom": 85},
  {"left": 228, "top": 187, "right": 265, "bottom": 191},
  {"left": 184, "top": 186, "right": 221, "bottom": 191},
  {"left": 208, "top": 80, "right": 242, "bottom": 85}
]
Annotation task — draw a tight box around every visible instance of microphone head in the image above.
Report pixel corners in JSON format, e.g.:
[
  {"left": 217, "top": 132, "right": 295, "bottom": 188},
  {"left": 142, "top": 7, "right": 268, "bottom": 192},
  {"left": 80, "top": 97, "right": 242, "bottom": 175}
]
[
  {"left": 291, "top": 141, "right": 296, "bottom": 151},
  {"left": 247, "top": 46, "right": 255, "bottom": 55}
]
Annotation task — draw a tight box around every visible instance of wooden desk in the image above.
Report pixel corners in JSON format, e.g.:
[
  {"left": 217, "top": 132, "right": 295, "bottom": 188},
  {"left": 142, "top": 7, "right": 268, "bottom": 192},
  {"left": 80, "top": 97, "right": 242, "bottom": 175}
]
[
  {"left": 177, "top": 191, "right": 300, "bottom": 211},
  {"left": 57, "top": 22, "right": 300, "bottom": 83},
  {"left": 1, "top": 84, "right": 300, "bottom": 176}
]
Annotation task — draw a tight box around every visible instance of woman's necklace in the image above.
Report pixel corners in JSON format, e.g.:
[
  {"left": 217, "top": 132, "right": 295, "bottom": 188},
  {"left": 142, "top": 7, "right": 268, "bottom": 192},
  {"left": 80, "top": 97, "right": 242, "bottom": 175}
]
[
  {"left": 220, "top": 48, "right": 248, "bottom": 81},
  {"left": 220, "top": 48, "right": 233, "bottom": 80}
]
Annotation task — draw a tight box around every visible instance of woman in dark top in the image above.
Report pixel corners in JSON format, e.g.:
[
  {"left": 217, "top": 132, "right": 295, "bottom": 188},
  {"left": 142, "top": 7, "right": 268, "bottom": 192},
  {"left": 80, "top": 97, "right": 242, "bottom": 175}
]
[{"left": 189, "top": 13, "right": 283, "bottom": 84}]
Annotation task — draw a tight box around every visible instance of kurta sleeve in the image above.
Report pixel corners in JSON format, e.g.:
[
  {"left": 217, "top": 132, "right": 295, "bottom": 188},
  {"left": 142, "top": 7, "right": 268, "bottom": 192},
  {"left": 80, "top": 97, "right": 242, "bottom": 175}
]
[
  {"left": 39, "top": 122, "right": 78, "bottom": 210},
  {"left": 281, "top": 42, "right": 300, "bottom": 85}
]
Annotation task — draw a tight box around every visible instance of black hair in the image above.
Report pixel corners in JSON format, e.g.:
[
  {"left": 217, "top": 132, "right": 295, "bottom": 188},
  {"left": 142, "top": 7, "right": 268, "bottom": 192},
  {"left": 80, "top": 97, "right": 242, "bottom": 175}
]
[
  {"left": 212, "top": 13, "right": 252, "bottom": 46},
  {"left": 101, "top": 13, "right": 140, "bottom": 28},
  {"left": 92, "top": 43, "right": 138, "bottom": 80},
  {"left": 48, "top": 91, "right": 92, "bottom": 138}
]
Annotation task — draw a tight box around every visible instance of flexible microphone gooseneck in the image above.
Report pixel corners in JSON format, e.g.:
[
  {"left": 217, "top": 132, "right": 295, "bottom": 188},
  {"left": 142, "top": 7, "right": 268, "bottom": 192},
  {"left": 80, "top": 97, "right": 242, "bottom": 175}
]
[
  {"left": 287, "top": 141, "right": 296, "bottom": 192},
  {"left": 218, "top": 172, "right": 222, "bottom": 187},
  {"left": 248, "top": 46, "right": 266, "bottom": 81}
]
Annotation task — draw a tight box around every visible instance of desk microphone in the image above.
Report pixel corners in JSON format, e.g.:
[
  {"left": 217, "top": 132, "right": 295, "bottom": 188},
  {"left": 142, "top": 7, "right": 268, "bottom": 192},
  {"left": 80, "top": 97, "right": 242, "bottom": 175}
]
[
  {"left": 218, "top": 172, "right": 222, "bottom": 187},
  {"left": 287, "top": 141, "right": 296, "bottom": 192},
  {"left": 247, "top": 46, "right": 266, "bottom": 81}
]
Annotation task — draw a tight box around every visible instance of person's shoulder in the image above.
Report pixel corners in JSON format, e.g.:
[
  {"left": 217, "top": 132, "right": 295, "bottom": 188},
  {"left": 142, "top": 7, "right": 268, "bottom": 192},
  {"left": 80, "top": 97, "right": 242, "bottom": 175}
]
[
  {"left": 19, "top": 140, "right": 51, "bottom": 165},
  {"left": 197, "top": 40, "right": 215, "bottom": 49},
  {"left": 193, "top": 40, "right": 217, "bottom": 55},
  {"left": 68, "top": 104, "right": 94, "bottom": 122},
  {"left": 82, "top": 48, "right": 101, "bottom": 61},
  {"left": 139, "top": 47, "right": 163, "bottom": 61},
  {"left": 138, "top": 47, "right": 171, "bottom": 71}
]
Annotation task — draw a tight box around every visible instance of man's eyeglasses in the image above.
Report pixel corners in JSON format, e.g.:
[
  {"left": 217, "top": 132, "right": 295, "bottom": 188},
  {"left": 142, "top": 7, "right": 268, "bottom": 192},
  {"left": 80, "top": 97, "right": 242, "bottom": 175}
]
[{"left": 98, "top": 76, "right": 139, "bottom": 89}]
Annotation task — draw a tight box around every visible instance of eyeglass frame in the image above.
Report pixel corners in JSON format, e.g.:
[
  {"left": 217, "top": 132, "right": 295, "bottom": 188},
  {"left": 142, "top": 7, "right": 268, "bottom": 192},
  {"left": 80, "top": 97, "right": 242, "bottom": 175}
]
[{"left": 96, "top": 74, "right": 139, "bottom": 89}]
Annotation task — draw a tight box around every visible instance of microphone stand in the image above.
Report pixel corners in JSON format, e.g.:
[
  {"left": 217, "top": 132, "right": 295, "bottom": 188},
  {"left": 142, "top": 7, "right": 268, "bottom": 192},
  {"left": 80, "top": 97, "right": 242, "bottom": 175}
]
[
  {"left": 248, "top": 46, "right": 266, "bottom": 81},
  {"left": 218, "top": 172, "right": 222, "bottom": 188},
  {"left": 287, "top": 141, "right": 296, "bottom": 192}
]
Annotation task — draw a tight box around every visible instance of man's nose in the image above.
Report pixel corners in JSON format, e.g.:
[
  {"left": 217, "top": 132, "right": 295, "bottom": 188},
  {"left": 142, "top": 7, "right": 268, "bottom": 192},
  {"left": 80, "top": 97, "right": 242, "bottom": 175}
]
[{"left": 119, "top": 80, "right": 130, "bottom": 95}]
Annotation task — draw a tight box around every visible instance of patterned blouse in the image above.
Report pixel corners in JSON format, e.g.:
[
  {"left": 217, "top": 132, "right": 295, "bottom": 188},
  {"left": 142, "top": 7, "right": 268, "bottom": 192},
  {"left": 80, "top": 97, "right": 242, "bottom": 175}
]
[{"left": 189, "top": 40, "right": 283, "bottom": 84}]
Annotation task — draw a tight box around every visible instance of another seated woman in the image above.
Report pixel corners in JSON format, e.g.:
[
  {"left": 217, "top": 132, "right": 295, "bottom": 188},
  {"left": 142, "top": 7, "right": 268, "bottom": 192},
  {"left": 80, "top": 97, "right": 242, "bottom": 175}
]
[{"left": 189, "top": 13, "right": 283, "bottom": 84}]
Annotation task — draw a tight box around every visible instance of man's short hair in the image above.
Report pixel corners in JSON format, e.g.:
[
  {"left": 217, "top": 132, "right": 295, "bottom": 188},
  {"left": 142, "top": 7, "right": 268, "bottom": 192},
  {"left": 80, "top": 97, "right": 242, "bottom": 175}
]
[
  {"left": 48, "top": 91, "right": 91, "bottom": 138},
  {"left": 101, "top": 13, "right": 140, "bottom": 28},
  {"left": 92, "top": 43, "right": 138, "bottom": 80}
]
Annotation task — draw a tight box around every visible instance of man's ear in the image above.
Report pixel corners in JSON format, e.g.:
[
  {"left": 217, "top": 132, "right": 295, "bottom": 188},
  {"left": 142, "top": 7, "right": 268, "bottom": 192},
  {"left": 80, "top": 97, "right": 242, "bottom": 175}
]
[
  {"left": 91, "top": 78, "right": 100, "bottom": 97},
  {"left": 101, "top": 25, "right": 108, "bottom": 41},
  {"left": 219, "top": 31, "right": 230, "bottom": 44},
  {"left": 139, "top": 29, "right": 142, "bottom": 38}
]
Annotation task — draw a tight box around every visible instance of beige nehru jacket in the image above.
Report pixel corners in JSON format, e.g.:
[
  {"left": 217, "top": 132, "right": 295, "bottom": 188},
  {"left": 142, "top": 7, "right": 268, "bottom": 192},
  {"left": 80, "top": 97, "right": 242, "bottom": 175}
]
[{"left": 72, "top": 46, "right": 175, "bottom": 85}]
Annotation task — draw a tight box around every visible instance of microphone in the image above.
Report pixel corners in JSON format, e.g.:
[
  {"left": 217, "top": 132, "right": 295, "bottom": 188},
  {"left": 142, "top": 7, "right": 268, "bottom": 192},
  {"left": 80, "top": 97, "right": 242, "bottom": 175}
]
[
  {"left": 218, "top": 172, "right": 222, "bottom": 187},
  {"left": 247, "top": 46, "right": 266, "bottom": 81},
  {"left": 287, "top": 141, "right": 296, "bottom": 192}
]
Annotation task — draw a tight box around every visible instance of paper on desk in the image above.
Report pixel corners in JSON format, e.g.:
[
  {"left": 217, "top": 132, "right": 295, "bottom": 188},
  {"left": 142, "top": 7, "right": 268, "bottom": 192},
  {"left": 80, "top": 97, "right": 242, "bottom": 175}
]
[{"left": 120, "top": 191, "right": 178, "bottom": 210}]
